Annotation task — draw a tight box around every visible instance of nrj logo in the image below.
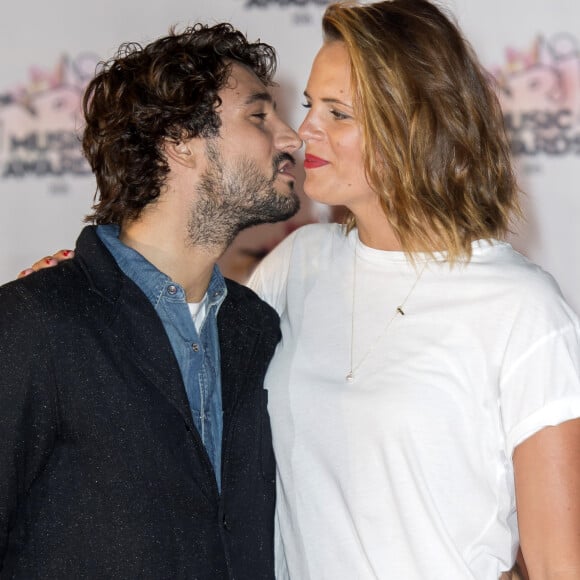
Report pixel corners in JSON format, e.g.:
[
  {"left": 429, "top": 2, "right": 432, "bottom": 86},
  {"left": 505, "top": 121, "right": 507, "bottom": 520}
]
[
  {"left": 0, "top": 53, "right": 98, "bottom": 179},
  {"left": 492, "top": 34, "right": 580, "bottom": 157}
]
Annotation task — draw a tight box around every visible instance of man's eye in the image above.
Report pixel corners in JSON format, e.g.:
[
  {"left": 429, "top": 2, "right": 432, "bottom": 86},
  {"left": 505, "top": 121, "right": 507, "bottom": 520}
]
[{"left": 252, "top": 113, "right": 267, "bottom": 120}]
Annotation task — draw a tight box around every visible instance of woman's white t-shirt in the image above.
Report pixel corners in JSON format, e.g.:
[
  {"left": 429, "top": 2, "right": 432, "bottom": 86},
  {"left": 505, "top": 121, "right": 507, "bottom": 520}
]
[{"left": 248, "top": 223, "right": 580, "bottom": 580}]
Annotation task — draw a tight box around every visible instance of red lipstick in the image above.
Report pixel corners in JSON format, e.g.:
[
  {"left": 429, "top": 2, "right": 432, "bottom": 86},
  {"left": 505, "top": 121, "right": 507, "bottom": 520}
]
[{"left": 304, "top": 154, "right": 329, "bottom": 169}]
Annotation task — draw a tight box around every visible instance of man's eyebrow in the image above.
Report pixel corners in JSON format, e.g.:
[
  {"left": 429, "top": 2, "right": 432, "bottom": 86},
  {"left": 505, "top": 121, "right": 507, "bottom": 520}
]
[
  {"left": 303, "top": 90, "right": 353, "bottom": 109},
  {"left": 245, "top": 91, "right": 275, "bottom": 107}
]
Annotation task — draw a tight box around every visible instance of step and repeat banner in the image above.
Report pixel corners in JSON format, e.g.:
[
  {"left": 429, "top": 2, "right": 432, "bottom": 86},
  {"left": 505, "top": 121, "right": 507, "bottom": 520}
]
[{"left": 1, "top": 0, "right": 579, "bottom": 313}]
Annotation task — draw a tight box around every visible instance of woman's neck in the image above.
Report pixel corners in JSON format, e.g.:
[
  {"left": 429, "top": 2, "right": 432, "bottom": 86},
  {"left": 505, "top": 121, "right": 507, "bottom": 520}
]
[{"left": 350, "top": 200, "right": 402, "bottom": 251}]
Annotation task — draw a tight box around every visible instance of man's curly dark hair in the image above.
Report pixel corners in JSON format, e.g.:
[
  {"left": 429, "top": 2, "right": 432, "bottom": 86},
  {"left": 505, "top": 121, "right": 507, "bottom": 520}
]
[{"left": 82, "top": 23, "right": 277, "bottom": 224}]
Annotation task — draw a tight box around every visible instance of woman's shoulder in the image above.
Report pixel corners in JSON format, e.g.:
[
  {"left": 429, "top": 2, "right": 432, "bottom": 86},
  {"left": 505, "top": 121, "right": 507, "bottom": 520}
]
[
  {"left": 476, "top": 241, "right": 578, "bottom": 328},
  {"left": 472, "top": 241, "right": 561, "bottom": 292},
  {"left": 288, "top": 222, "right": 344, "bottom": 245},
  {"left": 247, "top": 222, "right": 346, "bottom": 312},
  {"left": 261, "top": 222, "right": 345, "bottom": 263}
]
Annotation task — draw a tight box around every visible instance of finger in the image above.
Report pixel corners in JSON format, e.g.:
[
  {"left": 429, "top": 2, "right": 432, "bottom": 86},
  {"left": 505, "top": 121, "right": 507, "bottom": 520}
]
[
  {"left": 30, "top": 256, "right": 60, "bottom": 272},
  {"left": 53, "top": 249, "right": 75, "bottom": 261},
  {"left": 19, "top": 249, "right": 74, "bottom": 279},
  {"left": 17, "top": 268, "right": 35, "bottom": 279}
]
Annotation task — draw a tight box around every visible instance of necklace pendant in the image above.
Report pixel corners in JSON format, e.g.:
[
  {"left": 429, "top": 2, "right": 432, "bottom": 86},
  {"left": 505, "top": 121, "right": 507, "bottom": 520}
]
[{"left": 346, "top": 371, "right": 354, "bottom": 383}]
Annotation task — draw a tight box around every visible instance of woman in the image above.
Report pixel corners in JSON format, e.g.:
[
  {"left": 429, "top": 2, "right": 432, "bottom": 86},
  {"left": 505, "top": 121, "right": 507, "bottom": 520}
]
[
  {"left": 249, "top": 1, "right": 580, "bottom": 578},
  {"left": 22, "top": 1, "right": 580, "bottom": 577}
]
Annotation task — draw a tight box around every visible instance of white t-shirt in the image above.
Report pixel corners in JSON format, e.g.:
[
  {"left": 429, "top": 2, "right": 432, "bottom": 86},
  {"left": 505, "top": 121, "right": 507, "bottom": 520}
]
[
  {"left": 187, "top": 293, "right": 208, "bottom": 333},
  {"left": 248, "top": 223, "right": 580, "bottom": 580}
]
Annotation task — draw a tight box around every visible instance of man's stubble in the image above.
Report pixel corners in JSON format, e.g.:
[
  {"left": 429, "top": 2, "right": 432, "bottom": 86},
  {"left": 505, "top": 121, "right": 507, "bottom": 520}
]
[{"left": 187, "top": 140, "right": 300, "bottom": 250}]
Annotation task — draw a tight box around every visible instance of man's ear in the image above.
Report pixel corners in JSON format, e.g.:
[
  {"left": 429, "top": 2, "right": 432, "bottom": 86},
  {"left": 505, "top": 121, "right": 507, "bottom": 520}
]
[{"left": 163, "top": 137, "right": 202, "bottom": 169}]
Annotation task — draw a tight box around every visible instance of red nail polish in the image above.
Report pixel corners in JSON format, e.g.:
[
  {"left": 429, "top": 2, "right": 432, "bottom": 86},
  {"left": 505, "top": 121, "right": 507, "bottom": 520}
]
[
  {"left": 63, "top": 250, "right": 70, "bottom": 256},
  {"left": 45, "top": 258, "right": 53, "bottom": 264}
]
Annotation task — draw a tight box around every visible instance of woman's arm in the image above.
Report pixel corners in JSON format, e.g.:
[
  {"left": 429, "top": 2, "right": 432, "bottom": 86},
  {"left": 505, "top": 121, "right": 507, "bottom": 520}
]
[{"left": 514, "top": 418, "right": 580, "bottom": 579}]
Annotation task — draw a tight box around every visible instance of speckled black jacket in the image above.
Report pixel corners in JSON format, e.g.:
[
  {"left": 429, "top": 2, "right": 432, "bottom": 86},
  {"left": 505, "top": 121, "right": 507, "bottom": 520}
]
[{"left": 0, "top": 226, "right": 279, "bottom": 579}]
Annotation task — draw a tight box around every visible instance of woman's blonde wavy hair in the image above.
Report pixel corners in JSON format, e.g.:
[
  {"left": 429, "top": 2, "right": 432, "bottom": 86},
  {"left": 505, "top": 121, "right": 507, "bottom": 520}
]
[{"left": 323, "top": 0, "right": 521, "bottom": 262}]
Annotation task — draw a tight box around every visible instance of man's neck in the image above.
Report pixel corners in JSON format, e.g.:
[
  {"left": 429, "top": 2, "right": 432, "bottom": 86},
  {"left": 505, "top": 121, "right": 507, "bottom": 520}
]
[{"left": 119, "top": 220, "right": 224, "bottom": 303}]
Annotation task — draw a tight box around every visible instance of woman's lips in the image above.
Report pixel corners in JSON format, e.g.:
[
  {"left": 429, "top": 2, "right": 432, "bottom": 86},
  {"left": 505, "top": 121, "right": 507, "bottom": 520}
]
[{"left": 304, "top": 154, "right": 330, "bottom": 169}]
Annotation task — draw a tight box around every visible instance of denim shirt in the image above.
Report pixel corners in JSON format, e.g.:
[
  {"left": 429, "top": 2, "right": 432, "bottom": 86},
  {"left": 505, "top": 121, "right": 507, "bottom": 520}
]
[{"left": 97, "top": 225, "right": 227, "bottom": 490}]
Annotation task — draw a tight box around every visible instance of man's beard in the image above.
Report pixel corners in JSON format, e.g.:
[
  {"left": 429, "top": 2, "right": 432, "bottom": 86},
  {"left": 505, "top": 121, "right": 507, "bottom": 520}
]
[{"left": 187, "top": 141, "right": 300, "bottom": 250}]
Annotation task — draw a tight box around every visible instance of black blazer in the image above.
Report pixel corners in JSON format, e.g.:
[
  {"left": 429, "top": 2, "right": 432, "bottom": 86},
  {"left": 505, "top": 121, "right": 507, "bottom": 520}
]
[{"left": 0, "top": 226, "right": 279, "bottom": 579}]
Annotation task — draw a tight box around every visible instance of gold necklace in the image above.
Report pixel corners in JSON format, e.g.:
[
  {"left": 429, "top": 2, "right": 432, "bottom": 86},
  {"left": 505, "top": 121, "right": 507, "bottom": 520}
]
[{"left": 346, "top": 248, "right": 428, "bottom": 383}]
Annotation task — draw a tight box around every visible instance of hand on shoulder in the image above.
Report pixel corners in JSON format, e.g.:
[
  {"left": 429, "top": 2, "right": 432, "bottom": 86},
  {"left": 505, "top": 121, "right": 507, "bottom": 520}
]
[{"left": 17, "top": 249, "right": 74, "bottom": 279}]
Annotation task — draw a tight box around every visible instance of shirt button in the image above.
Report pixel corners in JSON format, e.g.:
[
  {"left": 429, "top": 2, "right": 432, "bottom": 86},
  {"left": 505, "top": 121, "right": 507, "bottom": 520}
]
[
  {"left": 167, "top": 284, "right": 177, "bottom": 295},
  {"left": 191, "top": 343, "right": 200, "bottom": 352}
]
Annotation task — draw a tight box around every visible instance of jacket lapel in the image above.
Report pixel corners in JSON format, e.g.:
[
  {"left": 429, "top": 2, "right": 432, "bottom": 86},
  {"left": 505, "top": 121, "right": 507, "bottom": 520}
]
[
  {"left": 112, "top": 286, "right": 195, "bottom": 431},
  {"left": 76, "top": 227, "right": 216, "bottom": 499},
  {"left": 218, "top": 292, "right": 262, "bottom": 433}
]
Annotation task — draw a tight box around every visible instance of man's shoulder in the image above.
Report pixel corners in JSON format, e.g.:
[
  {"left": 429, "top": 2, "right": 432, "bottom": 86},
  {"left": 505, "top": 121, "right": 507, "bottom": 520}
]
[
  {"left": 0, "top": 226, "right": 120, "bottom": 317},
  {"left": 224, "top": 276, "right": 278, "bottom": 313},
  {"left": 222, "top": 277, "right": 280, "bottom": 329},
  {"left": 0, "top": 261, "right": 85, "bottom": 345},
  {"left": 0, "top": 253, "right": 83, "bottom": 307}
]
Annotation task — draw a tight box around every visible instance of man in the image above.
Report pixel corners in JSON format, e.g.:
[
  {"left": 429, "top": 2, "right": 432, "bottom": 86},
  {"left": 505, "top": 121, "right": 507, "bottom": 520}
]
[{"left": 0, "top": 23, "right": 301, "bottom": 579}]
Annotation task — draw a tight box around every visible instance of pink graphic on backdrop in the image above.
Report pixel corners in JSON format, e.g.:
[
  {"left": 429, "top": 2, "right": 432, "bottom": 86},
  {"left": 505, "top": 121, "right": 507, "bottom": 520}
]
[
  {"left": 492, "top": 34, "right": 580, "bottom": 156},
  {"left": 0, "top": 53, "right": 98, "bottom": 178}
]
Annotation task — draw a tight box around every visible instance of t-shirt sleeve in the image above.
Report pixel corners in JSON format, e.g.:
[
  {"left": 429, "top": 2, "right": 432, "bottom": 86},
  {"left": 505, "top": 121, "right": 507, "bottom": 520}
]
[
  {"left": 499, "top": 277, "right": 580, "bottom": 456},
  {"left": 247, "top": 229, "right": 298, "bottom": 316}
]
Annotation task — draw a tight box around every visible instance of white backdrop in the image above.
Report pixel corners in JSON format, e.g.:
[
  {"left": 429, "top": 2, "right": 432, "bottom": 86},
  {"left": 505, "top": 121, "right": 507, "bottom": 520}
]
[{"left": 1, "top": 0, "right": 578, "bottom": 313}]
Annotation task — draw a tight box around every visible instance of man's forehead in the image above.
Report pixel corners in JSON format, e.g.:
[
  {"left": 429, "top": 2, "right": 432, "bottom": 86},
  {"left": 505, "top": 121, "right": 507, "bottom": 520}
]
[{"left": 220, "top": 62, "right": 274, "bottom": 107}]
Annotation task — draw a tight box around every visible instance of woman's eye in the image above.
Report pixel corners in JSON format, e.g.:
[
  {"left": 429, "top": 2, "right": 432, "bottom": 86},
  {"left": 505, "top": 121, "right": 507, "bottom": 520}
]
[
  {"left": 331, "top": 109, "right": 349, "bottom": 120},
  {"left": 301, "top": 102, "right": 312, "bottom": 109}
]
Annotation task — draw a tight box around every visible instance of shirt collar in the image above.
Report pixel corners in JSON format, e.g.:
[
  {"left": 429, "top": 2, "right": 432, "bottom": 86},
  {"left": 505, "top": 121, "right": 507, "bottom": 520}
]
[{"left": 96, "top": 224, "right": 227, "bottom": 309}]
